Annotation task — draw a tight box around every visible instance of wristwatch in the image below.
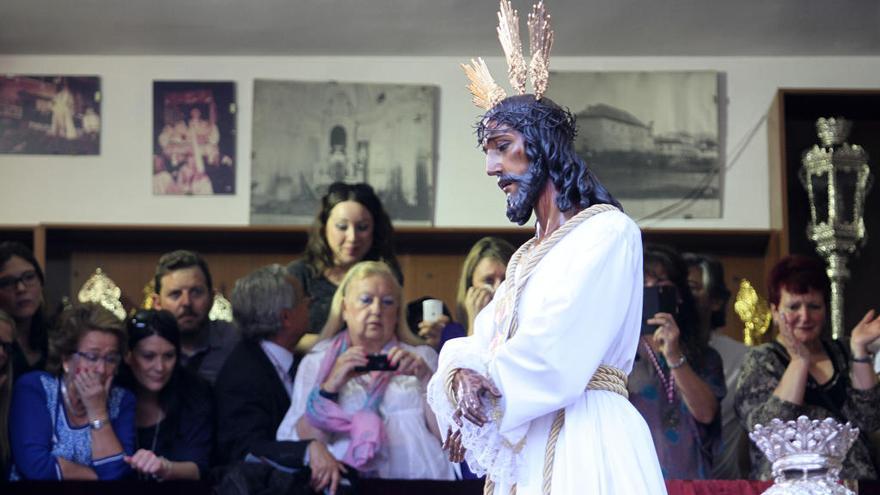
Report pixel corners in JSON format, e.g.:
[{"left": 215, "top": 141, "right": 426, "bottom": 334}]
[{"left": 89, "top": 418, "right": 108, "bottom": 430}]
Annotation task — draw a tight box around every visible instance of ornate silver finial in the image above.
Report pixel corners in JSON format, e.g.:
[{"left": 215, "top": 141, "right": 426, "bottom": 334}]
[
  {"left": 800, "top": 116, "right": 873, "bottom": 339},
  {"left": 816, "top": 117, "right": 852, "bottom": 148},
  {"left": 750, "top": 416, "right": 858, "bottom": 495}
]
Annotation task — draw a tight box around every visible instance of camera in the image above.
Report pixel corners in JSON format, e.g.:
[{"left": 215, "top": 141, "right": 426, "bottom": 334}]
[
  {"left": 354, "top": 353, "right": 399, "bottom": 372},
  {"left": 641, "top": 285, "right": 678, "bottom": 335}
]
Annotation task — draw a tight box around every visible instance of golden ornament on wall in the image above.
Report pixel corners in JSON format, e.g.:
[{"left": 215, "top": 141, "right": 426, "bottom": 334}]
[
  {"left": 209, "top": 292, "right": 233, "bottom": 322},
  {"left": 78, "top": 268, "right": 127, "bottom": 321},
  {"left": 734, "top": 278, "right": 772, "bottom": 346},
  {"left": 140, "top": 280, "right": 232, "bottom": 322},
  {"left": 141, "top": 279, "right": 156, "bottom": 310}
]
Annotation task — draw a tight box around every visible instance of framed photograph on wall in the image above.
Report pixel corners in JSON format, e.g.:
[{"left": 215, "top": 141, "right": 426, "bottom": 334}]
[
  {"left": 153, "top": 81, "right": 236, "bottom": 195},
  {"left": 0, "top": 75, "right": 101, "bottom": 155},
  {"left": 250, "top": 79, "right": 438, "bottom": 225},
  {"left": 546, "top": 71, "right": 722, "bottom": 220}
]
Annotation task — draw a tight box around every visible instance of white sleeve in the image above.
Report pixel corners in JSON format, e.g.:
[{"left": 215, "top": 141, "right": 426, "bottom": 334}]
[
  {"left": 426, "top": 284, "right": 503, "bottom": 424},
  {"left": 427, "top": 213, "right": 642, "bottom": 484},
  {"left": 276, "top": 347, "right": 325, "bottom": 441},
  {"left": 426, "top": 287, "right": 502, "bottom": 432},
  {"left": 491, "top": 213, "right": 642, "bottom": 439}
]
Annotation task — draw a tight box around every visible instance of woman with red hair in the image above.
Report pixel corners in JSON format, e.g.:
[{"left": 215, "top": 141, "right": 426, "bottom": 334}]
[{"left": 734, "top": 255, "right": 880, "bottom": 480}]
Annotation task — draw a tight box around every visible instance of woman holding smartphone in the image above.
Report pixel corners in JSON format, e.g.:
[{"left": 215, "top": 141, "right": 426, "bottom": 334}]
[
  {"left": 276, "top": 261, "right": 454, "bottom": 480},
  {"left": 627, "top": 244, "right": 725, "bottom": 480}
]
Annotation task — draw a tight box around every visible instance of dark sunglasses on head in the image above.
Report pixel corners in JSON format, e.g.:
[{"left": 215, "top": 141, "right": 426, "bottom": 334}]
[{"left": 129, "top": 309, "right": 177, "bottom": 331}]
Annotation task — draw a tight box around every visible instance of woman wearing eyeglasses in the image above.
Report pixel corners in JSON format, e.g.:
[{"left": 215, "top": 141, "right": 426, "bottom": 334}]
[
  {"left": 116, "top": 309, "right": 213, "bottom": 480},
  {"left": 8, "top": 302, "right": 135, "bottom": 480},
  {"left": 287, "top": 182, "right": 402, "bottom": 353},
  {"left": 0, "top": 242, "right": 50, "bottom": 381}
]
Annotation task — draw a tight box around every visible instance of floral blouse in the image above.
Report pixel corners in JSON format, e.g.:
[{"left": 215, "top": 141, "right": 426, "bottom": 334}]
[
  {"left": 628, "top": 345, "right": 727, "bottom": 480},
  {"left": 734, "top": 339, "right": 880, "bottom": 480}
]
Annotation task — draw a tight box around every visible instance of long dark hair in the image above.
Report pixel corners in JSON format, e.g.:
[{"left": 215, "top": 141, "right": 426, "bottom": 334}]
[
  {"left": 0, "top": 242, "right": 48, "bottom": 356},
  {"left": 683, "top": 252, "right": 731, "bottom": 329},
  {"left": 476, "top": 95, "right": 622, "bottom": 214},
  {"left": 117, "top": 309, "right": 199, "bottom": 431},
  {"left": 644, "top": 244, "right": 707, "bottom": 368},
  {"left": 302, "top": 182, "right": 401, "bottom": 281}
]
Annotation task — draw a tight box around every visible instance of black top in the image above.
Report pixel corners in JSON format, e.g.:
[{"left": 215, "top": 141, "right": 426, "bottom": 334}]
[
  {"left": 287, "top": 260, "right": 338, "bottom": 334},
  {"left": 134, "top": 370, "right": 214, "bottom": 479},
  {"left": 11, "top": 340, "right": 46, "bottom": 383}
]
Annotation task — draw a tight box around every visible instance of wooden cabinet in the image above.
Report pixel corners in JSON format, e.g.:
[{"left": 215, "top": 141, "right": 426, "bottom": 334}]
[{"left": 1, "top": 224, "right": 774, "bottom": 342}]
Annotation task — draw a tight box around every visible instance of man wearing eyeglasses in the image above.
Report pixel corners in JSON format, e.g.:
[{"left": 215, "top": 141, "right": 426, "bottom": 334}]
[{"left": 152, "top": 250, "right": 239, "bottom": 385}]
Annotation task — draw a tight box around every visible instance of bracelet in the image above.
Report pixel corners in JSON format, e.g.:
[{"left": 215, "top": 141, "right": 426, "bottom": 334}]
[
  {"left": 445, "top": 368, "right": 459, "bottom": 405},
  {"left": 668, "top": 355, "right": 688, "bottom": 369},
  {"left": 318, "top": 388, "right": 340, "bottom": 401},
  {"left": 852, "top": 354, "right": 874, "bottom": 364}
]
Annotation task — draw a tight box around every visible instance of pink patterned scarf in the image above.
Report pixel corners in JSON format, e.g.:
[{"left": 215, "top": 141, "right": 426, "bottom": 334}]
[{"left": 304, "top": 331, "right": 396, "bottom": 470}]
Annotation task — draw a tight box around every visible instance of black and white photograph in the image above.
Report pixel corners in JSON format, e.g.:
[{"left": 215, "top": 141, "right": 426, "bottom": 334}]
[
  {"left": 250, "top": 79, "right": 438, "bottom": 225},
  {"left": 153, "top": 81, "right": 236, "bottom": 195},
  {"left": 0, "top": 75, "right": 101, "bottom": 155},
  {"left": 547, "top": 71, "right": 721, "bottom": 220}
]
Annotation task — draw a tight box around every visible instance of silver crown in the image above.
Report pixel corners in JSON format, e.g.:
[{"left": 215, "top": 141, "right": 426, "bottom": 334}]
[
  {"left": 750, "top": 416, "right": 858, "bottom": 494},
  {"left": 816, "top": 117, "right": 852, "bottom": 147}
]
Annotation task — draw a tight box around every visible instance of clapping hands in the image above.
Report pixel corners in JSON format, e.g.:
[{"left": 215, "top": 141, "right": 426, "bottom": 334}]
[{"left": 850, "top": 309, "right": 880, "bottom": 359}]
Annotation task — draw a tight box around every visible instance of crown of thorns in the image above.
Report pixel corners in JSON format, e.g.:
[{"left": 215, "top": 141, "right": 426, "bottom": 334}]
[{"left": 476, "top": 97, "right": 577, "bottom": 145}]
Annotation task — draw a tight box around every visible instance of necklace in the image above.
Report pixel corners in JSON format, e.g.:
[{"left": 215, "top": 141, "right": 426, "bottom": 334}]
[
  {"left": 150, "top": 412, "right": 162, "bottom": 452},
  {"left": 641, "top": 339, "right": 680, "bottom": 428},
  {"left": 136, "top": 407, "right": 163, "bottom": 453},
  {"left": 60, "top": 377, "right": 87, "bottom": 418}
]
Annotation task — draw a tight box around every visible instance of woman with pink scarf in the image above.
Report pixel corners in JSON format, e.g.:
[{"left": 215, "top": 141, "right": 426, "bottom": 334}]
[{"left": 276, "top": 261, "right": 455, "bottom": 480}]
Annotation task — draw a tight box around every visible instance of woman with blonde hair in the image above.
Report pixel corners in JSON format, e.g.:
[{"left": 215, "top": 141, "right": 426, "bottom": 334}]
[
  {"left": 276, "top": 261, "right": 454, "bottom": 480},
  {"left": 0, "top": 309, "right": 14, "bottom": 479},
  {"left": 455, "top": 237, "right": 515, "bottom": 334}
]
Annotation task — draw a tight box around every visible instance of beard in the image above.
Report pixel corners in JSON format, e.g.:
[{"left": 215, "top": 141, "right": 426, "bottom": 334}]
[{"left": 502, "top": 165, "right": 546, "bottom": 225}]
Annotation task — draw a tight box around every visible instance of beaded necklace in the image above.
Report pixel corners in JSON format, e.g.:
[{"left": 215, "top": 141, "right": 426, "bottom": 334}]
[{"left": 641, "top": 338, "right": 680, "bottom": 428}]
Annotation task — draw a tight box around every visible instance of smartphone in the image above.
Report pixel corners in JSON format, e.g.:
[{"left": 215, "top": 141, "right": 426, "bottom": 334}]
[
  {"left": 354, "top": 353, "right": 399, "bottom": 372},
  {"left": 641, "top": 285, "right": 678, "bottom": 334}
]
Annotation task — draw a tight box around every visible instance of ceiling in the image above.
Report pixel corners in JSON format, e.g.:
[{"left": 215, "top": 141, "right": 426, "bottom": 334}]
[{"left": 1, "top": 0, "right": 879, "bottom": 57}]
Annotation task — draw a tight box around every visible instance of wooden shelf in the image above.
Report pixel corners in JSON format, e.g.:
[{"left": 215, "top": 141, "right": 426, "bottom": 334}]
[{"left": 1, "top": 223, "right": 778, "bottom": 342}]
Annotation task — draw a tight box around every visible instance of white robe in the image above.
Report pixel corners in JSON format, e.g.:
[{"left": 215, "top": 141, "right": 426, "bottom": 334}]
[{"left": 427, "top": 210, "right": 667, "bottom": 494}]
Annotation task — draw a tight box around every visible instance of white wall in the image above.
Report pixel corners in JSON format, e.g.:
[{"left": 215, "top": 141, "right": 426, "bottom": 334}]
[{"left": 0, "top": 55, "right": 878, "bottom": 229}]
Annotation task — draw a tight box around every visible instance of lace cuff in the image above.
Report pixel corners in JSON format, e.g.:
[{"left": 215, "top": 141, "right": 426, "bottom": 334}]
[{"left": 426, "top": 345, "right": 524, "bottom": 485}]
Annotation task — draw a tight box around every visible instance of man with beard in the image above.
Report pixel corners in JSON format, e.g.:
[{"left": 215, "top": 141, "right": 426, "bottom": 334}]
[
  {"left": 152, "top": 250, "right": 239, "bottom": 385},
  {"left": 426, "top": 2, "right": 665, "bottom": 493}
]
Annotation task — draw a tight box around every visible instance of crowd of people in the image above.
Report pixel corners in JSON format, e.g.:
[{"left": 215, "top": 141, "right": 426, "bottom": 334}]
[
  {"left": 5, "top": 79, "right": 880, "bottom": 494},
  {"left": 2, "top": 178, "right": 879, "bottom": 491}
]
